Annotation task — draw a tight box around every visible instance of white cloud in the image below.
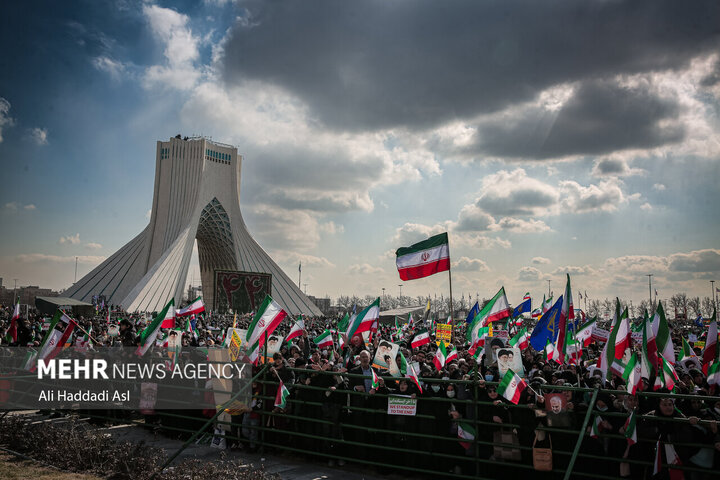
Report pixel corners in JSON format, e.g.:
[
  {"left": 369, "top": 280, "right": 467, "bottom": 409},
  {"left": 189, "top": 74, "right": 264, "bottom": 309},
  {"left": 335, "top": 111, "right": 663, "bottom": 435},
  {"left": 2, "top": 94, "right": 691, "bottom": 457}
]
[
  {"left": 653, "top": 183, "right": 666, "bottom": 191},
  {"left": 246, "top": 205, "right": 320, "bottom": 251},
  {"left": 24, "top": 204, "right": 36, "bottom": 210},
  {"left": 0, "top": 97, "right": 15, "bottom": 143},
  {"left": 532, "top": 257, "right": 551, "bottom": 265},
  {"left": 559, "top": 178, "right": 639, "bottom": 213},
  {"left": 4, "top": 202, "right": 19, "bottom": 212},
  {"left": 452, "top": 256, "right": 490, "bottom": 272},
  {"left": 518, "top": 266, "right": 547, "bottom": 282},
  {"left": 319, "top": 221, "right": 344, "bottom": 235},
  {"left": 59, "top": 233, "right": 81, "bottom": 245},
  {"left": 4, "top": 202, "right": 35, "bottom": 213},
  {"left": 85, "top": 242, "right": 103, "bottom": 250},
  {"left": 551, "top": 265, "right": 597, "bottom": 276},
  {"left": 475, "top": 168, "right": 560, "bottom": 217},
  {"left": 92, "top": 56, "right": 126, "bottom": 81},
  {"left": 640, "top": 202, "right": 652, "bottom": 211},
  {"left": 28, "top": 127, "right": 48, "bottom": 145},
  {"left": 348, "top": 263, "right": 385, "bottom": 275},
  {"left": 271, "top": 250, "right": 335, "bottom": 268},
  {"left": 392, "top": 222, "right": 451, "bottom": 247},
  {"left": 495, "top": 217, "right": 551, "bottom": 233},
  {"left": 142, "top": 5, "right": 201, "bottom": 90}
]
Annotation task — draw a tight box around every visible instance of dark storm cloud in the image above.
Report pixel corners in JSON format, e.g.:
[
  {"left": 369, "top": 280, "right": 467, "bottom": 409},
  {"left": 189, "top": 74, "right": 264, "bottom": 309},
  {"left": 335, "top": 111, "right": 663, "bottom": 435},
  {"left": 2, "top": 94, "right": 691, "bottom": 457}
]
[
  {"left": 470, "top": 81, "right": 686, "bottom": 159},
  {"left": 221, "top": 0, "right": 720, "bottom": 133}
]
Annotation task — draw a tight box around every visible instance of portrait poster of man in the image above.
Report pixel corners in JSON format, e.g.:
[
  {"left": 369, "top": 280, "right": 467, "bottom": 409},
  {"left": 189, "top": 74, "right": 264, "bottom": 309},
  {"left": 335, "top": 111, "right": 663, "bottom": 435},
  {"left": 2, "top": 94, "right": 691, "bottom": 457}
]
[
  {"left": 484, "top": 337, "right": 506, "bottom": 367},
  {"left": 214, "top": 270, "right": 272, "bottom": 313},
  {"left": 497, "top": 346, "right": 524, "bottom": 377},
  {"left": 373, "top": 340, "right": 400, "bottom": 376},
  {"left": 262, "top": 334, "right": 285, "bottom": 363},
  {"left": 544, "top": 393, "right": 568, "bottom": 413}
]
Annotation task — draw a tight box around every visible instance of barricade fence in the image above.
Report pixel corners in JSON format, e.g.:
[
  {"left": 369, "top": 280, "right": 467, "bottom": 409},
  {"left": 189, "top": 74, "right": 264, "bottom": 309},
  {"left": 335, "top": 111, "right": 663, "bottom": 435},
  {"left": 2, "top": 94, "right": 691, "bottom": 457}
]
[{"left": 1, "top": 360, "right": 718, "bottom": 479}]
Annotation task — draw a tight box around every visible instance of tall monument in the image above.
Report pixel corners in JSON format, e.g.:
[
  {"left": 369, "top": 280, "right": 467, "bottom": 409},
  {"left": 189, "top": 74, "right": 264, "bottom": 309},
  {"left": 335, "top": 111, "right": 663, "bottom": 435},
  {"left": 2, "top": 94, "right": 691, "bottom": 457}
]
[{"left": 66, "top": 136, "right": 322, "bottom": 316}]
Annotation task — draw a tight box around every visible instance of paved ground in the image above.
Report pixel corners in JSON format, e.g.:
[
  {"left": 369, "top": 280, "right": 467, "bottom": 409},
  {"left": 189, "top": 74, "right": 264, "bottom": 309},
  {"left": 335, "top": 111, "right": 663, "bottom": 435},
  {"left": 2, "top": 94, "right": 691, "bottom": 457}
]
[{"left": 6, "top": 411, "right": 393, "bottom": 480}]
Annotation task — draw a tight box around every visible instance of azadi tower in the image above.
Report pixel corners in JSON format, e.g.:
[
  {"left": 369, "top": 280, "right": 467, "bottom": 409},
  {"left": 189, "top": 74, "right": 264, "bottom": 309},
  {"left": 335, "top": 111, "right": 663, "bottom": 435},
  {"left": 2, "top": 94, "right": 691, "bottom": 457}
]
[{"left": 66, "top": 136, "right": 322, "bottom": 316}]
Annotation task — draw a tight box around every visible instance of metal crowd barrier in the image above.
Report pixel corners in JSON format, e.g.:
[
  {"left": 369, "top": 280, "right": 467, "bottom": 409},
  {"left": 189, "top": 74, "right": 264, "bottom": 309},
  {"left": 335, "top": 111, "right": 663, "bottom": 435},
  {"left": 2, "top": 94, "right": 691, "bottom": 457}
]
[{"left": 0, "top": 357, "right": 718, "bottom": 479}]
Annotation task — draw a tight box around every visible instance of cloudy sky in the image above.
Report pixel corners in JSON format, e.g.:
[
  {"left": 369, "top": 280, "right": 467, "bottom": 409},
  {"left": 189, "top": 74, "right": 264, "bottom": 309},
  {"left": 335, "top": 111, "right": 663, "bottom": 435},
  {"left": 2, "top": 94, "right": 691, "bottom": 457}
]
[{"left": 1, "top": 0, "right": 719, "bottom": 309}]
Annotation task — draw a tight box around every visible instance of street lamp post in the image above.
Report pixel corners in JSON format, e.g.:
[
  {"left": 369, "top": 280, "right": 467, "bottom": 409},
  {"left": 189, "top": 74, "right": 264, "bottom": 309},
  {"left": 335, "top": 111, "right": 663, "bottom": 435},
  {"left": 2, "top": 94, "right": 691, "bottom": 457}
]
[
  {"left": 711, "top": 280, "right": 716, "bottom": 312},
  {"left": 398, "top": 284, "right": 403, "bottom": 299}
]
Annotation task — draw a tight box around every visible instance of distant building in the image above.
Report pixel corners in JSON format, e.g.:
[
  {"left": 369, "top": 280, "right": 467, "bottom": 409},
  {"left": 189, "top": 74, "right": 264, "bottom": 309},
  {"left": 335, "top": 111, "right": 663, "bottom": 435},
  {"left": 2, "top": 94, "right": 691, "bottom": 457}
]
[
  {"left": 0, "top": 284, "right": 60, "bottom": 307},
  {"left": 307, "top": 295, "right": 331, "bottom": 315}
]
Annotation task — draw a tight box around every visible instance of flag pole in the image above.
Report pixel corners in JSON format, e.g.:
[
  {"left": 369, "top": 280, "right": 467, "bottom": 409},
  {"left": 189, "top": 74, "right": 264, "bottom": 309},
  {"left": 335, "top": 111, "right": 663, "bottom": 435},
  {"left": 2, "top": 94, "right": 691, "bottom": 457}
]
[{"left": 448, "top": 266, "right": 454, "bottom": 325}]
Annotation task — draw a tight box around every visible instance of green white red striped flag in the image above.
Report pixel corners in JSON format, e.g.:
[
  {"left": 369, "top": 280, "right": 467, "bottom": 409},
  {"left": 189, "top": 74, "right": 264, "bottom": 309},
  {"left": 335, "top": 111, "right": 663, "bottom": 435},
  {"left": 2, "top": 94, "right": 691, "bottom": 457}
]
[
  {"left": 446, "top": 343, "right": 458, "bottom": 363},
  {"left": 496, "top": 368, "right": 526, "bottom": 404},
  {"left": 508, "top": 327, "right": 529, "bottom": 349},
  {"left": 590, "top": 416, "right": 603, "bottom": 438},
  {"left": 274, "top": 380, "right": 290, "bottom": 409},
  {"left": 286, "top": 318, "right": 305, "bottom": 343},
  {"left": 624, "top": 411, "right": 638, "bottom": 445},
  {"left": 707, "top": 361, "right": 720, "bottom": 389},
  {"left": 137, "top": 299, "right": 174, "bottom": 357},
  {"left": 371, "top": 368, "right": 380, "bottom": 390},
  {"left": 654, "top": 354, "right": 679, "bottom": 391},
  {"left": 678, "top": 336, "right": 697, "bottom": 363},
  {"left": 457, "top": 421, "right": 476, "bottom": 450},
  {"left": 399, "top": 351, "right": 423, "bottom": 393},
  {"left": 314, "top": 330, "right": 334, "bottom": 349},
  {"left": 433, "top": 341, "right": 448, "bottom": 370},
  {"left": 395, "top": 232, "right": 450, "bottom": 281},
  {"left": 466, "top": 287, "right": 512, "bottom": 343},
  {"left": 177, "top": 296, "right": 205, "bottom": 317},
  {"left": 345, "top": 298, "right": 380, "bottom": 339},
  {"left": 622, "top": 353, "right": 642, "bottom": 395},
  {"left": 411, "top": 328, "right": 431, "bottom": 348},
  {"left": 246, "top": 294, "right": 288, "bottom": 351},
  {"left": 652, "top": 301, "right": 675, "bottom": 365}
]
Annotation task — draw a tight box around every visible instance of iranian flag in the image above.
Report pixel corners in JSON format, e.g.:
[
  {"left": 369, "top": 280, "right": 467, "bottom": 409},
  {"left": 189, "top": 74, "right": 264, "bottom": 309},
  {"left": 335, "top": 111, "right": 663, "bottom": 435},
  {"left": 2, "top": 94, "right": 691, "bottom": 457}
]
[
  {"left": 434, "top": 341, "right": 448, "bottom": 370},
  {"left": 642, "top": 310, "right": 659, "bottom": 377},
  {"left": 664, "top": 443, "right": 685, "bottom": 480},
  {"left": 622, "top": 353, "right": 642, "bottom": 395},
  {"left": 395, "top": 232, "right": 450, "bottom": 281},
  {"left": 345, "top": 298, "right": 380, "bottom": 339},
  {"left": 707, "top": 361, "right": 720, "bottom": 390},
  {"left": 590, "top": 416, "right": 603, "bottom": 438},
  {"left": 286, "top": 318, "right": 305, "bottom": 343},
  {"left": 159, "top": 301, "right": 177, "bottom": 329},
  {"left": 679, "top": 337, "right": 697, "bottom": 363},
  {"left": 624, "top": 411, "right": 638, "bottom": 445},
  {"left": 177, "top": 296, "right": 205, "bottom": 317},
  {"left": 543, "top": 295, "right": 553, "bottom": 314},
  {"left": 36, "top": 311, "right": 76, "bottom": 368},
  {"left": 468, "top": 338, "right": 484, "bottom": 359},
  {"left": 274, "top": 380, "right": 290, "bottom": 409},
  {"left": 7, "top": 301, "right": 19, "bottom": 343},
  {"left": 457, "top": 421, "right": 476, "bottom": 450},
  {"left": 497, "top": 369, "right": 526, "bottom": 404},
  {"left": 655, "top": 354, "right": 679, "bottom": 391},
  {"left": 531, "top": 307, "right": 542, "bottom": 318},
  {"left": 702, "top": 309, "right": 717, "bottom": 374},
  {"left": 600, "top": 300, "right": 627, "bottom": 381},
  {"left": 466, "top": 287, "right": 512, "bottom": 343},
  {"left": 411, "top": 328, "right": 431, "bottom": 349},
  {"left": 246, "top": 295, "right": 288, "bottom": 351},
  {"left": 400, "top": 351, "right": 423, "bottom": 393},
  {"left": 556, "top": 274, "right": 574, "bottom": 364},
  {"left": 509, "top": 327, "right": 529, "bottom": 349},
  {"left": 446, "top": 344, "right": 458, "bottom": 363},
  {"left": 653, "top": 441, "right": 662, "bottom": 476},
  {"left": 371, "top": 368, "right": 380, "bottom": 390},
  {"left": 314, "top": 330, "right": 334, "bottom": 349},
  {"left": 575, "top": 317, "right": 596, "bottom": 347},
  {"left": 652, "top": 301, "right": 675, "bottom": 365},
  {"left": 137, "top": 299, "right": 174, "bottom": 356},
  {"left": 337, "top": 312, "right": 350, "bottom": 332}
]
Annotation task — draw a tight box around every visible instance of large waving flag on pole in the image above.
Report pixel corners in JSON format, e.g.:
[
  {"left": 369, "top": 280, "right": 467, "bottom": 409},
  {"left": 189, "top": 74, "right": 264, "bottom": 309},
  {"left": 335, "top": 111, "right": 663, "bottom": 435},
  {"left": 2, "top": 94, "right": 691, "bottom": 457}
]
[
  {"left": 395, "top": 232, "right": 450, "bottom": 281},
  {"left": 159, "top": 301, "right": 177, "bottom": 329},
  {"left": 177, "top": 296, "right": 205, "bottom": 317},
  {"left": 137, "top": 299, "right": 174, "bottom": 356},
  {"left": 286, "top": 317, "right": 305, "bottom": 344},
  {"left": 556, "top": 274, "right": 574, "bottom": 364},
  {"left": 7, "top": 300, "right": 20, "bottom": 343},
  {"left": 652, "top": 301, "right": 675, "bottom": 365},
  {"left": 466, "top": 287, "right": 513, "bottom": 344},
  {"left": 345, "top": 297, "right": 381, "bottom": 339},
  {"left": 36, "top": 311, "right": 77, "bottom": 368},
  {"left": 246, "top": 294, "right": 288, "bottom": 351}
]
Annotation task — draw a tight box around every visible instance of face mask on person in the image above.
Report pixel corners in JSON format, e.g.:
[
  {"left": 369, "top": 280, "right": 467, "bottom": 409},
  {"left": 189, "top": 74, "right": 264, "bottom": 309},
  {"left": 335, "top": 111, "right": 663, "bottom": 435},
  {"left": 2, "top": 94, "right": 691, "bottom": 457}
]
[
  {"left": 597, "top": 405, "right": 608, "bottom": 412},
  {"left": 446, "top": 390, "right": 456, "bottom": 398},
  {"left": 485, "top": 375, "right": 494, "bottom": 382},
  {"left": 431, "top": 384, "right": 441, "bottom": 393}
]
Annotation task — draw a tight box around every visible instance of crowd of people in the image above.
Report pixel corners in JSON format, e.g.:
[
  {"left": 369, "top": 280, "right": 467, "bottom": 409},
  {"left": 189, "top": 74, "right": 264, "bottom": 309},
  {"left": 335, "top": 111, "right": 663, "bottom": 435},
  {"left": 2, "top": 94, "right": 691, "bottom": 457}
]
[{"left": 1, "top": 301, "right": 719, "bottom": 479}]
